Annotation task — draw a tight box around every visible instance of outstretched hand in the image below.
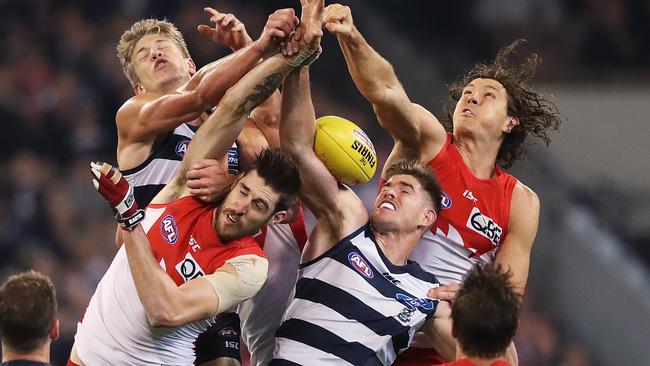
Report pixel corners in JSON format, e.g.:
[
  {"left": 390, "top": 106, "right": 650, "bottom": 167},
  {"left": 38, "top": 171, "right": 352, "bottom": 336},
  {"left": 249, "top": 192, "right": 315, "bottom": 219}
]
[
  {"left": 254, "top": 8, "right": 300, "bottom": 58},
  {"left": 281, "top": 0, "right": 324, "bottom": 66},
  {"left": 198, "top": 7, "right": 253, "bottom": 51}
]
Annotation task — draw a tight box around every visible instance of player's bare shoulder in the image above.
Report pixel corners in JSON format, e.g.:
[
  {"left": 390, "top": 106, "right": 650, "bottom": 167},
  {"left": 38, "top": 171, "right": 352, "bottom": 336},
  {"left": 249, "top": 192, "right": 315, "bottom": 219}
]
[
  {"left": 116, "top": 93, "right": 163, "bottom": 136},
  {"left": 510, "top": 180, "right": 540, "bottom": 226}
]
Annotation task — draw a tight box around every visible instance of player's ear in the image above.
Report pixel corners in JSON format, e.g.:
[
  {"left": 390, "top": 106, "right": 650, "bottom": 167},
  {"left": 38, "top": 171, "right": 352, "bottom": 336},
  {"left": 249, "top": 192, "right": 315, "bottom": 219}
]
[
  {"left": 419, "top": 207, "right": 437, "bottom": 229},
  {"left": 50, "top": 319, "right": 60, "bottom": 341},
  {"left": 187, "top": 58, "right": 197, "bottom": 75},
  {"left": 268, "top": 210, "right": 288, "bottom": 225},
  {"left": 133, "top": 84, "right": 146, "bottom": 95}
]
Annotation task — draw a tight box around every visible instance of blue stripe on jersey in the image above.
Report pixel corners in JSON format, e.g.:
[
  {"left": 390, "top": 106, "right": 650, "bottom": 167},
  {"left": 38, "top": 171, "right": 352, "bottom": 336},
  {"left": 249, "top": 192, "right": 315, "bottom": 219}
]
[
  {"left": 133, "top": 184, "right": 166, "bottom": 210},
  {"left": 329, "top": 243, "right": 438, "bottom": 317},
  {"left": 295, "top": 277, "right": 411, "bottom": 353},
  {"left": 364, "top": 230, "right": 438, "bottom": 283},
  {"left": 275, "top": 318, "right": 383, "bottom": 366}
]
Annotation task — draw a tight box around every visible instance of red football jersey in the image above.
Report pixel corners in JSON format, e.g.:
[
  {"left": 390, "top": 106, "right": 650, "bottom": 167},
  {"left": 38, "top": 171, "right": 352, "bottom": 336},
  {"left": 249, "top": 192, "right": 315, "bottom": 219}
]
[{"left": 145, "top": 196, "right": 266, "bottom": 284}]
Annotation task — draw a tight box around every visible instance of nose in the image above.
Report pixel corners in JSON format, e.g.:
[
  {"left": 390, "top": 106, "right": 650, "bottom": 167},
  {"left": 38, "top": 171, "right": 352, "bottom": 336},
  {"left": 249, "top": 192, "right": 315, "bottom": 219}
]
[
  {"left": 384, "top": 189, "right": 396, "bottom": 200},
  {"left": 468, "top": 91, "right": 479, "bottom": 105},
  {"left": 151, "top": 49, "right": 163, "bottom": 60},
  {"left": 232, "top": 200, "right": 250, "bottom": 215}
]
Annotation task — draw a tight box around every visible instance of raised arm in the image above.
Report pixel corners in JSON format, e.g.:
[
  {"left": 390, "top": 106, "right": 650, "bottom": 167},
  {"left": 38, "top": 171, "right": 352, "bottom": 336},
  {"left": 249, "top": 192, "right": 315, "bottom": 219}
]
[
  {"left": 280, "top": 67, "right": 368, "bottom": 261},
  {"left": 323, "top": 4, "right": 446, "bottom": 167},
  {"left": 116, "top": 10, "right": 298, "bottom": 149},
  {"left": 153, "top": 53, "right": 296, "bottom": 204}
]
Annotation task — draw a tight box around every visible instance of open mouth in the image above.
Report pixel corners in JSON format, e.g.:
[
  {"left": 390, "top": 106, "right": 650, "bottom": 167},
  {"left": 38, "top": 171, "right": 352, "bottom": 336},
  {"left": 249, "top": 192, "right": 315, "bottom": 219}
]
[
  {"left": 379, "top": 201, "right": 396, "bottom": 211},
  {"left": 154, "top": 59, "right": 167, "bottom": 70},
  {"left": 226, "top": 213, "right": 237, "bottom": 223},
  {"left": 461, "top": 108, "right": 474, "bottom": 116}
]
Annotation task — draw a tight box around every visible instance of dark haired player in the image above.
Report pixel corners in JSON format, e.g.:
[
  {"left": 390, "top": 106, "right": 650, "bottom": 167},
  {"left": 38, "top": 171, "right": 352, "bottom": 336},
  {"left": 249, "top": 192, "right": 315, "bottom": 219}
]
[
  {"left": 68, "top": 15, "right": 321, "bottom": 364},
  {"left": 438, "top": 264, "right": 520, "bottom": 366},
  {"left": 324, "top": 4, "right": 561, "bottom": 364}
]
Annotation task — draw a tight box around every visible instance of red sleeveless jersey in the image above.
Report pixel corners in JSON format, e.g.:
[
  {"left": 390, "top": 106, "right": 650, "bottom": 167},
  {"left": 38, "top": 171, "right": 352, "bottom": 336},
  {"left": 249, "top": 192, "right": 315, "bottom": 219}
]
[{"left": 144, "top": 196, "right": 266, "bottom": 284}]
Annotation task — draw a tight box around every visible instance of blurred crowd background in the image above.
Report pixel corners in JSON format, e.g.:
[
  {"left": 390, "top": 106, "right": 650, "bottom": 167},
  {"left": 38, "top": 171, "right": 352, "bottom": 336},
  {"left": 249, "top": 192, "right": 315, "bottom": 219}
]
[{"left": 1, "top": 0, "right": 648, "bottom": 365}]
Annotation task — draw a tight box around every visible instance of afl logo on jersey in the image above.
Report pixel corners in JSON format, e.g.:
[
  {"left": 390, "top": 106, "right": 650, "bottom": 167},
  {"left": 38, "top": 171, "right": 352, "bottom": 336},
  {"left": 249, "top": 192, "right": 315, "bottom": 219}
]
[
  {"left": 175, "top": 139, "right": 190, "bottom": 158},
  {"left": 348, "top": 252, "right": 374, "bottom": 278},
  {"left": 440, "top": 191, "right": 452, "bottom": 209},
  {"left": 160, "top": 215, "right": 178, "bottom": 244}
]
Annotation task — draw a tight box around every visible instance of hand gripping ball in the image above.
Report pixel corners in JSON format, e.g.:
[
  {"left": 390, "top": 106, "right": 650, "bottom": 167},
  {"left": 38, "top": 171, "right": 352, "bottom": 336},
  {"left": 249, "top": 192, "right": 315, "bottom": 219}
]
[{"left": 313, "top": 116, "right": 377, "bottom": 185}]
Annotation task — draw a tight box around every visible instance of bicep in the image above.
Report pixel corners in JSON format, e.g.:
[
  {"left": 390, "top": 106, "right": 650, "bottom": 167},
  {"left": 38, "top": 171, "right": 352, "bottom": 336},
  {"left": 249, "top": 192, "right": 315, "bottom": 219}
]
[
  {"left": 496, "top": 185, "right": 540, "bottom": 295},
  {"left": 123, "top": 92, "right": 204, "bottom": 142}
]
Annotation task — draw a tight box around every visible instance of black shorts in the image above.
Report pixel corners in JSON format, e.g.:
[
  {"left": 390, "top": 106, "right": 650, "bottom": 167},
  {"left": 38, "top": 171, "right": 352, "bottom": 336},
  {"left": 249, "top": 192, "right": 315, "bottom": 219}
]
[{"left": 194, "top": 312, "right": 241, "bottom": 365}]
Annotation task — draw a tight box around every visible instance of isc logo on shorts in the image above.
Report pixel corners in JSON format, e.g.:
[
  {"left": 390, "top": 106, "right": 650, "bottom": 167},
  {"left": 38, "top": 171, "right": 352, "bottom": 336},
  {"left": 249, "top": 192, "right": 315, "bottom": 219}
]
[
  {"left": 176, "top": 139, "right": 190, "bottom": 158},
  {"left": 466, "top": 207, "right": 502, "bottom": 245},
  {"left": 160, "top": 215, "right": 178, "bottom": 244},
  {"left": 175, "top": 252, "right": 205, "bottom": 282},
  {"left": 348, "top": 252, "right": 373, "bottom": 278}
]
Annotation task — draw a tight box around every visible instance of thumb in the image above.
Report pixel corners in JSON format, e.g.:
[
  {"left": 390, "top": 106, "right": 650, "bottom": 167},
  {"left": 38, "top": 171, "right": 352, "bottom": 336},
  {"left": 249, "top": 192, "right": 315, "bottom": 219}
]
[
  {"left": 197, "top": 24, "right": 213, "bottom": 35},
  {"left": 325, "top": 22, "right": 349, "bottom": 35}
]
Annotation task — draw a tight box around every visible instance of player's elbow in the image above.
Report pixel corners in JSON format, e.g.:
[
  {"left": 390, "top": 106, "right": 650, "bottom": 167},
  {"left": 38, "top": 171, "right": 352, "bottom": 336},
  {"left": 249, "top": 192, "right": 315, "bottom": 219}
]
[
  {"left": 146, "top": 308, "right": 180, "bottom": 328},
  {"left": 145, "top": 299, "right": 186, "bottom": 328}
]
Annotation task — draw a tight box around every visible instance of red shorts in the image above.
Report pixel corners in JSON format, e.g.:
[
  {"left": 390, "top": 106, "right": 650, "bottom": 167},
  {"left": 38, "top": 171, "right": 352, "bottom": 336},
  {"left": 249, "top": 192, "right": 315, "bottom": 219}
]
[
  {"left": 66, "top": 360, "right": 80, "bottom": 366},
  {"left": 394, "top": 347, "right": 446, "bottom": 366}
]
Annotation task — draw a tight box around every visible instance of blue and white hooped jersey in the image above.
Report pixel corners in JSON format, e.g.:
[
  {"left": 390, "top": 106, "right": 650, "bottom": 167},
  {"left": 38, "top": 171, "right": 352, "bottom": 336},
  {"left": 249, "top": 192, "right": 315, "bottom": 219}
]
[
  {"left": 121, "top": 123, "right": 240, "bottom": 207},
  {"left": 272, "top": 223, "right": 439, "bottom": 366}
]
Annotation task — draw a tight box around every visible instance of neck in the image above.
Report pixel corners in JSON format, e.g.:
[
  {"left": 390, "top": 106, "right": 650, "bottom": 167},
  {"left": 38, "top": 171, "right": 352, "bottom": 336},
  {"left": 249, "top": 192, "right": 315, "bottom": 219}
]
[
  {"left": 2, "top": 343, "right": 50, "bottom": 363},
  {"left": 458, "top": 349, "right": 507, "bottom": 366},
  {"left": 371, "top": 227, "right": 422, "bottom": 266},
  {"left": 453, "top": 131, "right": 501, "bottom": 179}
]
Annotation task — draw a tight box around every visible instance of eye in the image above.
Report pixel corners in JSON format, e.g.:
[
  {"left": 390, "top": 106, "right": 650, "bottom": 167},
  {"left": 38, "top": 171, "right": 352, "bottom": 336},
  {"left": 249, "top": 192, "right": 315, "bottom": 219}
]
[
  {"left": 485, "top": 92, "right": 496, "bottom": 98},
  {"left": 463, "top": 90, "right": 472, "bottom": 95},
  {"left": 240, "top": 189, "right": 249, "bottom": 197}
]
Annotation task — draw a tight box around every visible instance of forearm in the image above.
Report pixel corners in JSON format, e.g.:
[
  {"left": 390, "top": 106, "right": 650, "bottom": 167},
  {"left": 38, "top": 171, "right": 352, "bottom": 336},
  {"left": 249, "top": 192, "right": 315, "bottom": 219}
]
[
  {"left": 123, "top": 225, "right": 184, "bottom": 326},
  {"left": 178, "top": 53, "right": 293, "bottom": 181},
  {"left": 280, "top": 67, "right": 316, "bottom": 156},
  {"left": 250, "top": 90, "right": 281, "bottom": 148},
  {"left": 338, "top": 27, "right": 401, "bottom": 104},
  {"left": 191, "top": 43, "right": 266, "bottom": 109}
]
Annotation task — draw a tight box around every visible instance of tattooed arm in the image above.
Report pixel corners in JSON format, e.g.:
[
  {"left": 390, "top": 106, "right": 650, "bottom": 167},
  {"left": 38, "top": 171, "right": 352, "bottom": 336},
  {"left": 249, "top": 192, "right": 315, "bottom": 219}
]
[{"left": 152, "top": 54, "right": 296, "bottom": 204}]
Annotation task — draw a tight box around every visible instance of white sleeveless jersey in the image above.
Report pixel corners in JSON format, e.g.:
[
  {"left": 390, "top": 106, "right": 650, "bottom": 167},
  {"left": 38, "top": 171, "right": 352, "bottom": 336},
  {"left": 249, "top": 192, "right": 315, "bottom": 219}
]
[
  {"left": 238, "top": 214, "right": 307, "bottom": 366},
  {"left": 272, "top": 223, "right": 439, "bottom": 366},
  {"left": 74, "top": 207, "right": 219, "bottom": 366}
]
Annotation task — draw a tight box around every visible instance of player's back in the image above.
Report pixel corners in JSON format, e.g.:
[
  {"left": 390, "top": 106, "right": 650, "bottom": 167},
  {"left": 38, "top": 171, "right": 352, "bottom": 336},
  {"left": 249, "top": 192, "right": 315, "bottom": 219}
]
[
  {"left": 271, "top": 223, "right": 439, "bottom": 366},
  {"left": 74, "top": 196, "right": 264, "bottom": 366}
]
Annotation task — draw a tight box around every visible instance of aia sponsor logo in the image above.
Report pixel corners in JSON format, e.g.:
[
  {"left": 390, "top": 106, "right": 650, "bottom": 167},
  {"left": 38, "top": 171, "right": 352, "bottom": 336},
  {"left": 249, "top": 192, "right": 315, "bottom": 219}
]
[
  {"left": 348, "top": 252, "right": 374, "bottom": 278},
  {"left": 395, "top": 293, "right": 436, "bottom": 311},
  {"left": 219, "top": 326, "right": 239, "bottom": 337},
  {"left": 440, "top": 191, "right": 452, "bottom": 209},
  {"left": 175, "top": 252, "right": 205, "bottom": 282},
  {"left": 466, "top": 207, "right": 502, "bottom": 245},
  {"left": 160, "top": 215, "right": 178, "bottom": 244},
  {"left": 175, "top": 139, "right": 190, "bottom": 158}
]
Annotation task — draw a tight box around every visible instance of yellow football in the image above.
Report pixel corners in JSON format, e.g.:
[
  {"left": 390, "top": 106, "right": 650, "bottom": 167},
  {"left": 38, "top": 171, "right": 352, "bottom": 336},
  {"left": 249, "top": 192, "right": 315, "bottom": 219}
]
[{"left": 314, "top": 116, "right": 377, "bottom": 185}]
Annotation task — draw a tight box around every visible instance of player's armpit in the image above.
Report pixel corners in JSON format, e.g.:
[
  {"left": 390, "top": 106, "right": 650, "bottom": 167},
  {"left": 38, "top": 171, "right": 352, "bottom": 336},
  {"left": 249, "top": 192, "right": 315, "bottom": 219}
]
[
  {"left": 420, "top": 301, "right": 456, "bottom": 362},
  {"left": 203, "top": 254, "right": 269, "bottom": 313}
]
